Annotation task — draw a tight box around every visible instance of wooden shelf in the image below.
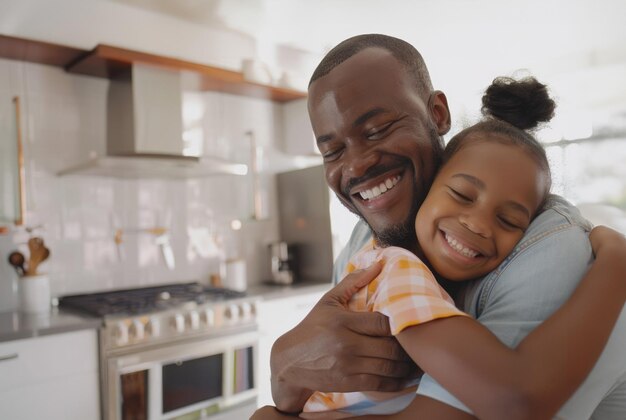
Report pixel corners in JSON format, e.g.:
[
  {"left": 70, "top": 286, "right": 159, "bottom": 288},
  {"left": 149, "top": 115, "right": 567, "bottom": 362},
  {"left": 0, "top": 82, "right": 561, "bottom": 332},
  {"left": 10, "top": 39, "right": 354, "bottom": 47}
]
[
  {"left": 0, "top": 34, "right": 86, "bottom": 68},
  {"left": 66, "top": 44, "right": 306, "bottom": 102},
  {"left": 0, "top": 35, "right": 307, "bottom": 103}
]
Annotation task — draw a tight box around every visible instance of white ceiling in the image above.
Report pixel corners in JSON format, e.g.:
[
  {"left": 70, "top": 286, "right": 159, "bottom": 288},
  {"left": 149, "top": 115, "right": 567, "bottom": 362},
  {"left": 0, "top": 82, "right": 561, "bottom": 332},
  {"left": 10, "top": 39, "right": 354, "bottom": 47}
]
[
  {"left": 111, "top": 0, "right": 626, "bottom": 57},
  {"left": 110, "top": 0, "right": 626, "bottom": 137}
]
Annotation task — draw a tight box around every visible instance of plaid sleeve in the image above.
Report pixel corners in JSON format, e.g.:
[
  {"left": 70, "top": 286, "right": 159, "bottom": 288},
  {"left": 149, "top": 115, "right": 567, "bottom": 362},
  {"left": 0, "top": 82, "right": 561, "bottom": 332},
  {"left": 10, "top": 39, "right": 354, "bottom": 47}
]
[{"left": 370, "top": 248, "right": 467, "bottom": 335}]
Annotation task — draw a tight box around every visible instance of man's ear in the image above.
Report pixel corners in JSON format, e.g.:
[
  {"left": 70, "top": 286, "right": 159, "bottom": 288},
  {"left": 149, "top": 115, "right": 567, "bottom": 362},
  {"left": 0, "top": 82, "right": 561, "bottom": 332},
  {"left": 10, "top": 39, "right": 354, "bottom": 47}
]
[{"left": 428, "top": 91, "right": 451, "bottom": 135}]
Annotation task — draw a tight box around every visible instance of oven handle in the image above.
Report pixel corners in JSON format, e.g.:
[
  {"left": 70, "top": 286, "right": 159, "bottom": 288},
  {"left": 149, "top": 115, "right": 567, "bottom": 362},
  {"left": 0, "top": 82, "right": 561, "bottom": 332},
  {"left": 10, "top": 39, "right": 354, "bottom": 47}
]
[{"left": 0, "top": 353, "right": 18, "bottom": 363}]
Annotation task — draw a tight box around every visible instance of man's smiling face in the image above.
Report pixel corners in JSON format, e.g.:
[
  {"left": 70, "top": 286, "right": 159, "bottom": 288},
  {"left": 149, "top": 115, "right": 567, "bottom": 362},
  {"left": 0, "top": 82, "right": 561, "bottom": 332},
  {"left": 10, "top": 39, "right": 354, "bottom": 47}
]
[{"left": 308, "top": 48, "right": 446, "bottom": 250}]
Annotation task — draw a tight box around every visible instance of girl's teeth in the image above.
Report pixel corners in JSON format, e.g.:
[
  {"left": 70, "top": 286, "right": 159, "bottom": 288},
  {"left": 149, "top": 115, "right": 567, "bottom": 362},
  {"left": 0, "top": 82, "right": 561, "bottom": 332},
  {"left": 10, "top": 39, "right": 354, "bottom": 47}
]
[
  {"left": 359, "top": 176, "right": 401, "bottom": 200},
  {"left": 444, "top": 233, "right": 479, "bottom": 258}
]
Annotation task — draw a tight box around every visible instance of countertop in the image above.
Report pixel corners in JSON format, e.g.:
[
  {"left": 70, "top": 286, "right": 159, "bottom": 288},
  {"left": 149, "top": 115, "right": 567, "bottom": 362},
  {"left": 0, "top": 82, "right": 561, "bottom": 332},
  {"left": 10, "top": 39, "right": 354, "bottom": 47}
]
[
  {"left": 246, "top": 280, "right": 332, "bottom": 301},
  {"left": 0, "top": 281, "right": 331, "bottom": 344},
  {"left": 0, "top": 309, "right": 102, "bottom": 344}
]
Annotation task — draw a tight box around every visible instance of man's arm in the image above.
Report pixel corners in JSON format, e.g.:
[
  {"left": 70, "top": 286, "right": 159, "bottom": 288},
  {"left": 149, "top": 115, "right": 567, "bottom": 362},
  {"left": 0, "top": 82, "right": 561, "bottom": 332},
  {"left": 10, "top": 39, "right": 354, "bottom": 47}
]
[
  {"left": 270, "top": 263, "right": 417, "bottom": 413},
  {"left": 271, "top": 221, "right": 417, "bottom": 413}
]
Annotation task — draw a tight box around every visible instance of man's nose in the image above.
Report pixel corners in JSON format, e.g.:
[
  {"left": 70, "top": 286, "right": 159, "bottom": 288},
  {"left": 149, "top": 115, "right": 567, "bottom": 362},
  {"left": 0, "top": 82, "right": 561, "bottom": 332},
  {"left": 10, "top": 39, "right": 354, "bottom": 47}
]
[
  {"left": 459, "top": 212, "right": 492, "bottom": 238},
  {"left": 343, "top": 144, "right": 380, "bottom": 179}
]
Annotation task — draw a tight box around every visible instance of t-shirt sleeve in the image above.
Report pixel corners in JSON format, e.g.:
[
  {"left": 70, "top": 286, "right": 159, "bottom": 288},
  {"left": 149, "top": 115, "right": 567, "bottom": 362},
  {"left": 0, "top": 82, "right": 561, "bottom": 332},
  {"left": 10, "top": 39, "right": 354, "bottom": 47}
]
[
  {"left": 371, "top": 250, "right": 466, "bottom": 336},
  {"left": 332, "top": 220, "right": 373, "bottom": 285}
]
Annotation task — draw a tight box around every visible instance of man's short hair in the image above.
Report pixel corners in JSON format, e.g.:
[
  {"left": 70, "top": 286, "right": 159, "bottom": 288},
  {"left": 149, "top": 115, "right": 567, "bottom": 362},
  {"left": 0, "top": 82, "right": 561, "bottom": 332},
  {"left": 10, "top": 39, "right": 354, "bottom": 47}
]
[{"left": 309, "top": 34, "right": 433, "bottom": 98}]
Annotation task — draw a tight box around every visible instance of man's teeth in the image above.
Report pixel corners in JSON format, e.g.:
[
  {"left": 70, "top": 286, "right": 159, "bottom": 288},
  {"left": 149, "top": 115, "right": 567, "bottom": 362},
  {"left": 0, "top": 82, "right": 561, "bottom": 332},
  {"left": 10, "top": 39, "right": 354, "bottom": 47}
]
[
  {"left": 359, "top": 176, "right": 401, "bottom": 200},
  {"left": 444, "top": 233, "right": 479, "bottom": 258}
]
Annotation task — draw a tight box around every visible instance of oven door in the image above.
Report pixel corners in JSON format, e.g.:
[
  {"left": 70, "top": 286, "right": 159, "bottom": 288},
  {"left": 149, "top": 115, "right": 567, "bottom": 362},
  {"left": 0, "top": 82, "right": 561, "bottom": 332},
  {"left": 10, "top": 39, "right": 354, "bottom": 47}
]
[{"left": 105, "top": 331, "right": 258, "bottom": 420}]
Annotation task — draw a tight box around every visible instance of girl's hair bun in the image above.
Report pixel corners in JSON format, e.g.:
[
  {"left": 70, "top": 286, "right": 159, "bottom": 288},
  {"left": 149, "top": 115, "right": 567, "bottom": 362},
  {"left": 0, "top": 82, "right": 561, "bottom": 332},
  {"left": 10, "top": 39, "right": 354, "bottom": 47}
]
[{"left": 481, "top": 76, "right": 556, "bottom": 130}]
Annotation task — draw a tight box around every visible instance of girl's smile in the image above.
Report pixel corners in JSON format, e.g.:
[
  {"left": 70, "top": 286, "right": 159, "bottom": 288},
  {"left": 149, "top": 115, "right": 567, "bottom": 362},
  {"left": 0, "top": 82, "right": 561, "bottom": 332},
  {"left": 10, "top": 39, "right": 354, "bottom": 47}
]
[{"left": 415, "top": 136, "right": 548, "bottom": 281}]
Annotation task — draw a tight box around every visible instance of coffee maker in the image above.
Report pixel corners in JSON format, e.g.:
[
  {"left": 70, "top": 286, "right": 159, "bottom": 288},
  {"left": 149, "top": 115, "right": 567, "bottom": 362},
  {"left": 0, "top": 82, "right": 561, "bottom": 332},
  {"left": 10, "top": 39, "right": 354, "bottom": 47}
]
[{"left": 268, "top": 241, "right": 294, "bottom": 285}]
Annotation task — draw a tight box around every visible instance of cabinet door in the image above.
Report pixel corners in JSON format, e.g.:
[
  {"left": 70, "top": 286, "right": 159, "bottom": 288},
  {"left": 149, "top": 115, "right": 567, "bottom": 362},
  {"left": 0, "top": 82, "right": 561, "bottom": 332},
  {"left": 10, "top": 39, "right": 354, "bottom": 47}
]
[
  {"left": 0, "top": 329, "right": 100, "bottom": 420},
  {"left": 256, "top": 288, "right": 327, "bottom": 407}
]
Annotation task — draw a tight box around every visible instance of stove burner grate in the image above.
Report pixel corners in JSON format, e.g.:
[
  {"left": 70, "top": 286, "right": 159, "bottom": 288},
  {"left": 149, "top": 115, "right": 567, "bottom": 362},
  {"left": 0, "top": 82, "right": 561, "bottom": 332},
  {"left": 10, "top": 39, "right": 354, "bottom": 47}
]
[{"left": 58, "top": 282, "right": 246, "bottom": 317}]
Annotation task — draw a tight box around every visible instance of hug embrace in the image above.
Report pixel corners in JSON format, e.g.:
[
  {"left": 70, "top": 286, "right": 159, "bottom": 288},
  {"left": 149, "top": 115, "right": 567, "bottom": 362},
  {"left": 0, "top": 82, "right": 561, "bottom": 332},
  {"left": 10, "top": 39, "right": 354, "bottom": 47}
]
[{"left": 253, "top": 34, "right": 626, "bottom": 420}]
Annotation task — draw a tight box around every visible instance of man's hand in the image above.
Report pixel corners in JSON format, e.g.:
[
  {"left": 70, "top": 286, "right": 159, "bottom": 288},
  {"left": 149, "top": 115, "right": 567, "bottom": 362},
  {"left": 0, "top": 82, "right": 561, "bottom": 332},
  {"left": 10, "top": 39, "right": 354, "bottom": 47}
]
[{"left": 270, "top": 263, "right": 419, "bottom": 413}]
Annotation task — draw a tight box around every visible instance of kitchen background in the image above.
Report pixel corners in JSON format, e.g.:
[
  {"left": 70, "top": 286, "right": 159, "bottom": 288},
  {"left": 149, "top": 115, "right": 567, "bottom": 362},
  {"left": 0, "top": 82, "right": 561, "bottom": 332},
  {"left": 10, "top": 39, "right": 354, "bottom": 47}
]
[
  {"left": 0, "top": 0, "right": 625, "bottom": 418},
  {"left": 0, "top": 1, "right": 330, "bottom": 311},
  {"left": 0, "top": 54, "right": 326, "bottom": 307},
  {"left": 2, "top": 0, "right": 626, "bottom": 309}
]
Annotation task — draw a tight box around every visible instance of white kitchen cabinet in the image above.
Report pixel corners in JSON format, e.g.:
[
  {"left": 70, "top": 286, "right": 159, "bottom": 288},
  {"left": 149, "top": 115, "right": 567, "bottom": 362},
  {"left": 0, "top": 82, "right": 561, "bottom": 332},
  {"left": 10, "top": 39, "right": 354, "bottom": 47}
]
[
  {"left": 0, "top": 329, "right": 99, "bottom": 420},
  {"left": 256, "top": 287, "right": 328, "bottom": 407}
]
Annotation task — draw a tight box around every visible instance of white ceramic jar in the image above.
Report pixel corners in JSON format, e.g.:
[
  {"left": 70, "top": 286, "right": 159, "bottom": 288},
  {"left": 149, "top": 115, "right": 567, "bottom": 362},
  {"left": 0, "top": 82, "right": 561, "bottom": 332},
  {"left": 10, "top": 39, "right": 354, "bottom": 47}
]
[{"left": 19, "top": 274, "right": 51, "bottom": 313}]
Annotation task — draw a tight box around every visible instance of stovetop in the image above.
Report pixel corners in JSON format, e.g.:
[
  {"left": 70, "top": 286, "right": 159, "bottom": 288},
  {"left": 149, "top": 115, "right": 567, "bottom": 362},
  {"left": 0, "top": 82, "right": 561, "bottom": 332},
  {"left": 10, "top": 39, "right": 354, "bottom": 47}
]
[{"left": 58, "top": 282, "right": 246, "bottom": 317}]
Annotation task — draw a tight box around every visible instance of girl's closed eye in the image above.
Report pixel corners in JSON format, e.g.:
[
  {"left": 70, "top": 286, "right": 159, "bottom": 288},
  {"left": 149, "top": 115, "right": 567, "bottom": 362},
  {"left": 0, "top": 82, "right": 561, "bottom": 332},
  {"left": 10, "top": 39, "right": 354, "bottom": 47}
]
[
  {"left": 497, "top": 213, "right": 530, "bottom": 231},
  {"left": 498, "top": 216, "right": 522, "bottom": 230},
  {"left": 448, "top": 187, "right": 473, "bottom": 203}
]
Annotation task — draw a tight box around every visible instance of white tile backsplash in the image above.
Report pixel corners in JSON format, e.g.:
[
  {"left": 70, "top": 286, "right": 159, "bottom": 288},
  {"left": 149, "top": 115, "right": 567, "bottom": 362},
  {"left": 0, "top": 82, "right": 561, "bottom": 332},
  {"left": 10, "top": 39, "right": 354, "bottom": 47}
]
[{"left": 0, "top": 58, "right": 314, "bottom": 311}]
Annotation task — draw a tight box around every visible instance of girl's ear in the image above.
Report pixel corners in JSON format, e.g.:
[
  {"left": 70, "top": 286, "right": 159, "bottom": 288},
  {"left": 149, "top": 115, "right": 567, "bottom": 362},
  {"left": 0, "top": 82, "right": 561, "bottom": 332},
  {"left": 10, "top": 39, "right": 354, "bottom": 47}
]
[{"left": 429, "top": 91, "right": 452, "bottom": 135}]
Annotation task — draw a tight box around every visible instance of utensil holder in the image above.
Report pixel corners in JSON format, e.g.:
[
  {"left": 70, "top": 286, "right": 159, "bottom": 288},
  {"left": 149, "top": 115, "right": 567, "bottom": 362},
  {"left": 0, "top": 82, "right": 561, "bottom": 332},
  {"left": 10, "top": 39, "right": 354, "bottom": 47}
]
[{"left": 19, "top": 274, "right": 51, "bottom": 313}]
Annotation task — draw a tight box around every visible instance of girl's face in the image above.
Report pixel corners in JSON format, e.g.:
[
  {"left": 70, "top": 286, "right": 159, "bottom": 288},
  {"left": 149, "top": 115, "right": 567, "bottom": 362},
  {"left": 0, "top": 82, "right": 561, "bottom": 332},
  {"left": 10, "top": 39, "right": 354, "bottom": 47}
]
[{"left": 415, "top": 136, "right": 548, "bottom": 281}]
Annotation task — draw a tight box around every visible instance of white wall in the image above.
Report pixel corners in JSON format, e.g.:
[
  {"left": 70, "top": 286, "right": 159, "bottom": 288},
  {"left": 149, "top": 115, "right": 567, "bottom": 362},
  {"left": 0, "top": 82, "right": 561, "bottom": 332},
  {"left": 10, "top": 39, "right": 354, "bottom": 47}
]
[
  {"left": 0, "top": 0, "right": 326, "bottom": 311},
  {"left": 0, "top": 61, "right": 317, "bottom": 312}
]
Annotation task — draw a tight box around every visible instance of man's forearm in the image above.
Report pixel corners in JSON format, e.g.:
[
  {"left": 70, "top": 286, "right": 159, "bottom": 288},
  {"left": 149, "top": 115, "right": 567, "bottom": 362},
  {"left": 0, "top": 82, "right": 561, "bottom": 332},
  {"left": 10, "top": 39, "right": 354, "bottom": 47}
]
[{"left": 270, "top": 333, "right": 313, "bottom": 413}]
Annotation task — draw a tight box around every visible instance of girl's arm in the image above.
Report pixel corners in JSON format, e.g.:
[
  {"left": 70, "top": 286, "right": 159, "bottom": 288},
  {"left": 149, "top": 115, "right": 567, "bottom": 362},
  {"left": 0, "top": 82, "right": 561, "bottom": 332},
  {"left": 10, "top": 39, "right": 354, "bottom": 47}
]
[{"left": 384, "top": 225, "right": 626, "bottom": 420}]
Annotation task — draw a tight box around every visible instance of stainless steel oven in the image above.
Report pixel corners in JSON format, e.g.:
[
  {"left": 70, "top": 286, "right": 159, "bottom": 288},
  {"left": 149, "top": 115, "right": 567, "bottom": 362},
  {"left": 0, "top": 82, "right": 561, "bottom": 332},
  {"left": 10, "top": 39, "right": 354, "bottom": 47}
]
[
  {"left": 59, "top": 283, "right": 259, "bottom": 420},
  {"left": 108, "top": 329, "right": 258, "bottom": 420}
]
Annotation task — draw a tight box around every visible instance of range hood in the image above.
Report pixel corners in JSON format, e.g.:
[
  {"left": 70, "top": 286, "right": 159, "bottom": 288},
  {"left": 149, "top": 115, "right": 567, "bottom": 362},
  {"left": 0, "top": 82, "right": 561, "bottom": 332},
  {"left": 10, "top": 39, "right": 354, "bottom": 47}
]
[{"left": 58, "top": 63, "right": 247, "bottom": 179}]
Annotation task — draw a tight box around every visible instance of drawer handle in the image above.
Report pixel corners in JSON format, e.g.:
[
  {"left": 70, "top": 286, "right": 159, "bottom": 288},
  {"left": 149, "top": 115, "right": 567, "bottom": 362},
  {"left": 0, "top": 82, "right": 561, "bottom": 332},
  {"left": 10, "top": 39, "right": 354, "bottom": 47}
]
[{"left": 0, "top": 353, "right": 18, "bottom": 362}]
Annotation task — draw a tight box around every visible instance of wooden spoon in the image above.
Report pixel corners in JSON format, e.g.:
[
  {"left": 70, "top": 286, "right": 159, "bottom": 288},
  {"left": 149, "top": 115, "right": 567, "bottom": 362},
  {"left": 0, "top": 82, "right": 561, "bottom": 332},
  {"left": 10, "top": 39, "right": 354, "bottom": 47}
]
[
  {"left": 37, "top": 246, "right": 51, "bottom": 273},
  {"left": 26, "top": 237, "right": 45, "bottom": 276},
  {"left": 41, "top": 246, "right": 50, "bottom": 263},
  {"left": 8, "top": 251, "right": 26, "bottom": 276},
  {"left": 27, "top": 237, "right": 43, "bottom": 255}
]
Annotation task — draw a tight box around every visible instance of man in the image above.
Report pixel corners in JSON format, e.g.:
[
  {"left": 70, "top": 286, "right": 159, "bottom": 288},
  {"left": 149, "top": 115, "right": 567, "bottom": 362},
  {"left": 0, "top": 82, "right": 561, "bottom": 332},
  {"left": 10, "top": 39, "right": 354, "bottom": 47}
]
[{"left": 257, "top": 34, "right": 626, "bottom": 418}]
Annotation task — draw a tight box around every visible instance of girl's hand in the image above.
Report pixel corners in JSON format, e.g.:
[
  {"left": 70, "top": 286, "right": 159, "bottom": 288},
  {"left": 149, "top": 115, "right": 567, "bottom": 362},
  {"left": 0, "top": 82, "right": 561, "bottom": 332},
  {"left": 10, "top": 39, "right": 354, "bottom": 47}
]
[
  {"left": 589, "top": 226, "right": 626, "bottom": 298},
  {"left": 589, "top": 225, "right": 626, "bottom": 256}
]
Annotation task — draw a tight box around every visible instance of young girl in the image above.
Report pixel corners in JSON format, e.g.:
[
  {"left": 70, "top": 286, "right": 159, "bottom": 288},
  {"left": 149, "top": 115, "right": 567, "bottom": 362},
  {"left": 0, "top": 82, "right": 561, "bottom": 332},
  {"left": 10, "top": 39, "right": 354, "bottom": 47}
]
[{"left": 299, "top": 77, "right": 626, "bottom": 419}]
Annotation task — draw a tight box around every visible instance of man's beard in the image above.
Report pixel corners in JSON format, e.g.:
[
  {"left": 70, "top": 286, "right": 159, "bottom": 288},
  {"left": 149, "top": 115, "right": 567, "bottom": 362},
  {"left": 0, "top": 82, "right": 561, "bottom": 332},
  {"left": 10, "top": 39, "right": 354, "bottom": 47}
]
[
  {"left": 348, "top": 124, "right": 442, "bottom": 251},
  {"left": 373, "top": 191, "right": 421, "bottom": 249}
]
